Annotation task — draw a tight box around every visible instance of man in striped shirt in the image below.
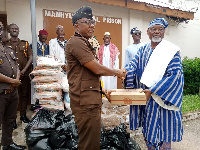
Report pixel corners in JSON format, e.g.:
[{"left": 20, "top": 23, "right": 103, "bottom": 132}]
[{"left": 125, "top": 18, "right": 183, "bottom": 150}]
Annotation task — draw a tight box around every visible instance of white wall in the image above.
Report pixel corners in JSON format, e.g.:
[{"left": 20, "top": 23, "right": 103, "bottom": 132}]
[
  {"left": 3, "top": 0, "right": 200, "bottom": 67},
  {"left": 170, "top": 0, "right": 200, "bottom": 59},
  {"left": 0, "top": 0, "right": 6, "bottom": 12}
]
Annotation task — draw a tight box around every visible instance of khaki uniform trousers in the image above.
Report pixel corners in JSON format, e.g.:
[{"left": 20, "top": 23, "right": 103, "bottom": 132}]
[
  {"left": 72, "top": 105, "right": 101, "bottom": 150},
  {"left": 0, "top": 89, "right": 18, "bottom": 146}
]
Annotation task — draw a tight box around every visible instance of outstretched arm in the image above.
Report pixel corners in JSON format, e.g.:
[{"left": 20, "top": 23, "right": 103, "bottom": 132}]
[{"left": 84, "top": 59, "right": 126, "bottom": 79}]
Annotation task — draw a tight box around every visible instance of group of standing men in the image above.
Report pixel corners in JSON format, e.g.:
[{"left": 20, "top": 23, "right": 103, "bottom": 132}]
[
  {"left": 66, "top": 6, "right": 184, "bottom": 150},
  {"left": 0, "top": 5, "right": 184, "bottom": 150},
  {"left": 0, "top": 22, "right": 68, "bottom": 149}
]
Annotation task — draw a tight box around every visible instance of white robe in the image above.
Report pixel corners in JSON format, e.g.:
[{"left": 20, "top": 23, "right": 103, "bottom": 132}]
[
  {"left": 101, "top": 45, "right": 119, "bottom": 90},
  {"left": 49, "top": 38, "right": 66, "bottom": 63}
]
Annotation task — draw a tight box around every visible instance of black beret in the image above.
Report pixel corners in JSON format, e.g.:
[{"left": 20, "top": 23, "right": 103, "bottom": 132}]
[{"left": 72, "top": 6, "right": 93, "bottom": 25}]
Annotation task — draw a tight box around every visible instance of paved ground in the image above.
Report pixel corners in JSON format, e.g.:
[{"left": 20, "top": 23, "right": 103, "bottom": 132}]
[
  {"left": 0, "top": 108, "right": 200, "bottom": 150},
  {"left": 131, "top": 117, "right": 200, "bottom": 150}
]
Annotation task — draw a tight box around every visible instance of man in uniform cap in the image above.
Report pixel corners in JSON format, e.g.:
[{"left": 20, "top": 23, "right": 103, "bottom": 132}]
[
  {"left": 98, "top": 31, "right": 120, "bottom": 90},
  {"left": 66, "top": 6, "right": 126, "bottom": 150},
  {"left": 31, "top": 29, "right": 49, "bottom": 56},
  {"left": 0, "top": 21, "right": 26, "bottom": 150},
  {"left": 5, "top": 23, "right": 33, "bottom": 126},
  {"left": 123, "top": 18, "right": 183, "bottom": 149},
  {"left": 125, "top": 27, "right": 145, "bottom": 66}
]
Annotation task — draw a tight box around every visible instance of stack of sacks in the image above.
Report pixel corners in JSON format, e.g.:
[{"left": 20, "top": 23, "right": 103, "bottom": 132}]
[
  {"left": 31, "top": 56, "right": 65, "bottom": 110},
  {"left": 101, "top": 97, "right": 130, "bottom": 131}
]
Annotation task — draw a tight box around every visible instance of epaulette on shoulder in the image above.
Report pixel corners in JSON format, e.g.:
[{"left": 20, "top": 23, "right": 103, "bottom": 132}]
[
  {"left": 21, "top": 40, "right": 28, "bottom": 43},
  {"left": 5, "top": 45, "right": 14, "bottom": 51},
  {"left": 7, "top": 45, "right": 13, "bottom": 49}
]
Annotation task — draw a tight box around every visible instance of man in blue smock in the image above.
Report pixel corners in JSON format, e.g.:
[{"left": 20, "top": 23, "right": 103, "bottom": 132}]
[{"left": 125, "top": 18, "right": 184, "bottom": 149}]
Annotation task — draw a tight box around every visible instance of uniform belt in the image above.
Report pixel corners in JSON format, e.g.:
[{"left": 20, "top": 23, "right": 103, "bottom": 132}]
[{"left": 0, "top": 88, "right": 15, "bottom": 94}]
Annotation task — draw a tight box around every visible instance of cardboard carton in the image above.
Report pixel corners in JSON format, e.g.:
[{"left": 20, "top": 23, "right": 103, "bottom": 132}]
[{"left": 110, "top": 89, "right": 146, "bottom": 105}]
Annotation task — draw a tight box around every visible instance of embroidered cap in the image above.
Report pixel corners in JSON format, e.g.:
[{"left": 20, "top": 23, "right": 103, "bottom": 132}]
[
  {"left": 39, "top": 29, "right": 48, "bottom": 35},
  {"left": 72, "top": 6, "right": 93, "bottom": 25},
  {"left": 148, "top": 18, "right": 168, "bottom": 29},
  {"left": 56, "top": 25, "right": 64, "bottom": 31},
  {"left": 104, "top": 32, "right": 110, "bottom": 36},
  {"left": 130, "top": 27, "right": 141, "bottom": 34}
]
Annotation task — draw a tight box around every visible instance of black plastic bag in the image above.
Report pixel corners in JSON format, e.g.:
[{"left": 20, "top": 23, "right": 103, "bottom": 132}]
[
  {"left": 25, "top": 109, "right": 56, "bottom": 131},
  {"left": 29, "top": 138, "right": 52, "bottom": 150},
  {"left": 29, "top": 99, "right": 42, "bottom": 111},
  {"left": 49, "top": 113, "right": 78, "bottom": 149},
  {"left": 25, "top": 109, "right": 56, "bottom": 148},
  {"left": 100, "top": 123, "right": 141, "bottom": 150},
  {"left": 26, "top": 129, "right": 52, "bottom": 147}
]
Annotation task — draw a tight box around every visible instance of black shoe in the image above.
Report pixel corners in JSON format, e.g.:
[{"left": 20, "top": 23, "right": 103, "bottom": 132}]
[
  {"left": 20, "top": 115, "right": 30, "bottom": 123},
  {"left": 3, "top": 143, "right": 26, "bottom": 150},
  {"left": 13, "top": 120, "right": 17, "bottom": 130}
]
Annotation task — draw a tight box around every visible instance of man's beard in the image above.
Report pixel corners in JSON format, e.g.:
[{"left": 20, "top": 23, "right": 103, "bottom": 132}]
[{"left": 152, "top": 37, "right": 162, "bottom": 43}]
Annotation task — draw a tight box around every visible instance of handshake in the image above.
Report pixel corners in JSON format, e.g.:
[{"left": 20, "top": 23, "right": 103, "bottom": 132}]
[{"left": 116, "top": 68, "right": 127, "bottom": 80}]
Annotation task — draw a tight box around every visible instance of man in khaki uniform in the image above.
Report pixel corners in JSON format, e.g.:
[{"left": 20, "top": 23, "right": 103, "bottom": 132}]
[
  {"left": 5, "top": 23, "right": 33, "bottom": 126},
  {"left": 66, "top": 6, "right": 126, "bottom": 150},
  {"left": 0, "top": 21, "right": 25, "bottom": 150}
]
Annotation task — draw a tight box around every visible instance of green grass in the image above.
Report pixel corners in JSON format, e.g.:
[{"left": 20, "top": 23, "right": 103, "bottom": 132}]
[{"left": 182, "top": 94, "right": 200, "bottom": 113}]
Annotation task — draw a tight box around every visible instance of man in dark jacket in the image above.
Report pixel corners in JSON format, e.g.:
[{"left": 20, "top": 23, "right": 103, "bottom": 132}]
[
  {"left": 0, "top": 21, "right": 25, "bottom": 150},
  {"left": 5, "top": 23, "right": 33, "bottom": 125}
]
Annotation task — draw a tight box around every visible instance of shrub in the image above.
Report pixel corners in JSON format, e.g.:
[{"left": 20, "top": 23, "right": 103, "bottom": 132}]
[{"left": 182, "top": 57, "right": 200, "bottom": 95}]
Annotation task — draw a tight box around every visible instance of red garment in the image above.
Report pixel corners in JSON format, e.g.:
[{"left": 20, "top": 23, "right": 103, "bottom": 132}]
[
  {"left": 39, "top": 29, "right": 48, "bottom": 35},
  {"left": 98, "top": 42, "right": 119, "bottom": 68}
]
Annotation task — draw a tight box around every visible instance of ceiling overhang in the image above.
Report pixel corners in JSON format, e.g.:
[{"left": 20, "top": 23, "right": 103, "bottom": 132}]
[{"left": 81, "top": 0, "right": 194, "bottom": 20}]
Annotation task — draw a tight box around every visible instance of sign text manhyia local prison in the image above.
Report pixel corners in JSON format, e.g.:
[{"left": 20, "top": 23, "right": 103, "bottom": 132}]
[{"left": 44, "top": 9, "right": 122, "bottom": 25}]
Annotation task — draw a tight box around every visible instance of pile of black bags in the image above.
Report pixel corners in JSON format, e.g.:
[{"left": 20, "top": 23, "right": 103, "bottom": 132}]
[{"left": 24, "top": 109, "right": 141, "bottom": 150}]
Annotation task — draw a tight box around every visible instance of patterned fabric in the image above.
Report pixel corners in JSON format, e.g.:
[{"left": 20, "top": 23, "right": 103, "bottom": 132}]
[
  {"left": 30, "top": 42, "right": 49, "bottom": 56},
  {"left": 148, "top": 18, "right": 168, "bottom": 29},
  {"left": 37, "top": 42, "right": 49, "bottom": 56},
  {"left": 57, "top": 38, "right": 67, "bottom": 49},
  {"left": 72, "top": 6, "right": 93, "bottom": 25},
  {"left": 125, "top": 43, "right": 183, "bottom": 147},
  {"left": 98, "top": 42, "right": 119, "bottom": 68}
]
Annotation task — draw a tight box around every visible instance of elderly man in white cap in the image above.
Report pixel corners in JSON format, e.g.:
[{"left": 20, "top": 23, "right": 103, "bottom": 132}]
[
  {"left": 49, "top": 25, "right": 70, "bottom": 111},
  {"left": 98, "top": 32, "right": 120, "bottom": 90},
  {"left": 123, "top": 18, "right": 184, "bottom": 149},
  {"left": 49, "top": 25, "right": 67, "bottom": 64}
]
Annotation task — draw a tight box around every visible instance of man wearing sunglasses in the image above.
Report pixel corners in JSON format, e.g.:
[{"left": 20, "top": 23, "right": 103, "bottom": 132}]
[
  {"left": 125, "top": 27, "right": 145, "bottom": 66},
  {"left": 65, "top": 6, "right": 126, "bottom": 150}
]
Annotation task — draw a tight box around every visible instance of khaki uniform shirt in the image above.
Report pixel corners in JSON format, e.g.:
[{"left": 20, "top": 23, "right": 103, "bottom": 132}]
[
  {"left": 66, "top": 33, "right": 101, "bottom": 107},
  {"left": 5, "top": 38, "right": 33, "bottom": 76},
  {"left": 0, "top": 47, "right": 18, "bottom": 93}
]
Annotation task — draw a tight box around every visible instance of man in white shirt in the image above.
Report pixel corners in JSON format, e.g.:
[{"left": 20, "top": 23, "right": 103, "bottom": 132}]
[
  {"left": 125, "top": 27, "right": 145, "bottom": 66},
  {"left": 98, "top": 32, "right": 120, "bottom": 90},
  {"left": 49, "top": 25, "right": 67, "bottom": 64},
  {"left": 49, "top": 25, "right": 69, "bottom": 109}
]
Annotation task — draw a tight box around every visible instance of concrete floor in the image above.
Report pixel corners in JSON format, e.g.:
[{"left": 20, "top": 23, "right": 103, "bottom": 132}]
[{"left": 0, "top": 107, "right": 33, "bottom": 150}]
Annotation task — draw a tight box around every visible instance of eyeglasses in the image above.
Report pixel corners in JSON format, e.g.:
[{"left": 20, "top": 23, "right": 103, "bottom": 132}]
[
  {"left": 149, "top": 27, "right": 164, "bottom": 33},
  {"left": 76, "top": 20, "right": 96, "bottom": 26},
  {"left": 133, "top": 32, "right": 141, "bottom": 35}
]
